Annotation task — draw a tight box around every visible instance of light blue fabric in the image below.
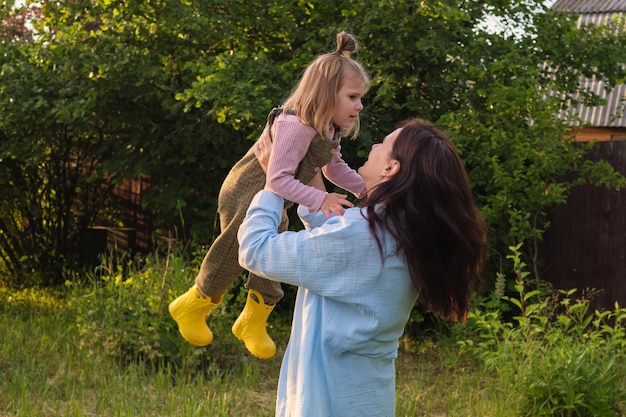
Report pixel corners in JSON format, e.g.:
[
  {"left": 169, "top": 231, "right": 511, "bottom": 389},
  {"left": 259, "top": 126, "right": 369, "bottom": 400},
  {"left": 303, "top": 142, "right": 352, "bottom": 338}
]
[{"left": 238, "top": 190, "right": 419, "bottom": 417}]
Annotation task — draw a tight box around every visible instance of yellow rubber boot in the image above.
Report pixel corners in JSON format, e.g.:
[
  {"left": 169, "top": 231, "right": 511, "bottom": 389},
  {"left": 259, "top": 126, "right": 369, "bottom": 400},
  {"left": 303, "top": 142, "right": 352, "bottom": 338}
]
[
  {"left": 232, "top": 289, "right": 276, "bottom": 359},
  {"left": 168, "top": 284, "right": 221, "bottom": 347}
]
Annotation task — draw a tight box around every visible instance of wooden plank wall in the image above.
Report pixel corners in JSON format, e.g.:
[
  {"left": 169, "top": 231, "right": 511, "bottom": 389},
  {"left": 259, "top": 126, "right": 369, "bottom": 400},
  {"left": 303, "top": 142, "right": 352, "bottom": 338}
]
[
  {"left": 570, "top": 127, "right": 626, "bottom": 142},
  {"left": 112, "top": 175, "right": 154, "bottom": 252},
  {"left": 541, "top": 140, "right": 626, "bottom": 310}
]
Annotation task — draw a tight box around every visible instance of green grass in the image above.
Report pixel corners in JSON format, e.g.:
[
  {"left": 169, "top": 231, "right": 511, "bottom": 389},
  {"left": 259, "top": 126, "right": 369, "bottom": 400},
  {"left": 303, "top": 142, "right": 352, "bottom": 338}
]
[
  {"left": 395, "top": 337, "right": 517, "bottom": 416},
  {"left": 1, "top": 287, "right": 282, "bottom": 417},
  {"left": 0, "top": 287, "right": 517, "bottom": 417},
  {"left": 4, "top": 248, "right": 625, "bottom": 416}
]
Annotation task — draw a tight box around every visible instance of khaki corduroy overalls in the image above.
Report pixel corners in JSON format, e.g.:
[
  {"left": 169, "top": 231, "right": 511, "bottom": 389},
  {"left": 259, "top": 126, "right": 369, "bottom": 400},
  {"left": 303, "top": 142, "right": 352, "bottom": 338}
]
[{"left": 195, "top": 108, "right": 341, "bottom": 305}]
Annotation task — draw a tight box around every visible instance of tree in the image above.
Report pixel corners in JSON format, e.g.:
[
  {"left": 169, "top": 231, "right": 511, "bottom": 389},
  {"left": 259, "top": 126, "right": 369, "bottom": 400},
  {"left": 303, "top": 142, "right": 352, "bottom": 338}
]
[
  {"left": 1, "top": 0, "right": 223, "bottom": 284},
  {"left": 435, "top": 4, "right": 626, "bottom": 281},
  {"left": 1, "top": 0, "right": 625, "bottom": 288}
]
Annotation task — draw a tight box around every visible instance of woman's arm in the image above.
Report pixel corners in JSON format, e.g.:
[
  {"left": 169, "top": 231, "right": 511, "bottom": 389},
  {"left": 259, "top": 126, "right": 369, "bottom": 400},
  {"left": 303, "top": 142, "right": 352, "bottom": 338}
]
[{"left": 237, "top": 190, "right": 380, "bottom": 296}]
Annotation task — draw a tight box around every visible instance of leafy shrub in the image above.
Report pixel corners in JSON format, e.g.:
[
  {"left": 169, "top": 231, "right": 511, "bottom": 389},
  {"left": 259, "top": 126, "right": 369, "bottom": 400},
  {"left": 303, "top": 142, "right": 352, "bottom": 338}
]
[
  {"left": 0, "top": 286, "right": 66, "bottom": 316},
  {"left": 67, "top": 243, "right": 249, "bottom": 369},
  {"left": 459, "top": 244, "right": 626, "bottom": 416}
]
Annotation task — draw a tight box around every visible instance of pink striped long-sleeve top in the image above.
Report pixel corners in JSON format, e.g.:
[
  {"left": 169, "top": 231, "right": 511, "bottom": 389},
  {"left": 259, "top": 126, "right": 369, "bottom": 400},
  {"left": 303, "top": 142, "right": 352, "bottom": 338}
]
[{"left": 255, "top": 113, "right": 366, "bottom": 212}]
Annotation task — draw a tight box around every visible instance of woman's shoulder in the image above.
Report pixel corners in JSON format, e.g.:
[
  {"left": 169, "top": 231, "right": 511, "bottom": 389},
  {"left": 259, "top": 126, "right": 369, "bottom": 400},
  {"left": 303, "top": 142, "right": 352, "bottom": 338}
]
[{"left": 327, "top": 207, "right": 369, "bottom": 231}]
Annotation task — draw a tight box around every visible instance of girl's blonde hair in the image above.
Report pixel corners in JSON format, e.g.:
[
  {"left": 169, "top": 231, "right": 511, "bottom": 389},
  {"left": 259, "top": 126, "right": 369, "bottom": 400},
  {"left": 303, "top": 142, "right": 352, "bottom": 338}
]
[{"left": 282, "top": 32, "right": 370, "bottom": 140}]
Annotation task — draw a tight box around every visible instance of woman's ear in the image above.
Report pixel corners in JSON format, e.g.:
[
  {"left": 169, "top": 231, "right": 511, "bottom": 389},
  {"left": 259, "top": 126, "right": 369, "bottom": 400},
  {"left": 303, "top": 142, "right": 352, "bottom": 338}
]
[{"left": 381, "top": 159, "right": 400, "bottom": 179}]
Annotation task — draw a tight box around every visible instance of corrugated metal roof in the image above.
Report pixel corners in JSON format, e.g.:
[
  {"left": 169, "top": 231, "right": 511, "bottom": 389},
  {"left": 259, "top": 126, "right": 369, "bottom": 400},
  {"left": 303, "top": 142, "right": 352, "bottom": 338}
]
[
  {"left": 564, "top": 81, "right": 626, "bottom": 127},
  {"left": 550, "top": 2, "right": 626, "bottom": 128},
  {"left": 578, "top": 11, "right": 625, "bottom": 26},
  {"left": 551, "top": 0, "right": 626, "bottom": 13}
]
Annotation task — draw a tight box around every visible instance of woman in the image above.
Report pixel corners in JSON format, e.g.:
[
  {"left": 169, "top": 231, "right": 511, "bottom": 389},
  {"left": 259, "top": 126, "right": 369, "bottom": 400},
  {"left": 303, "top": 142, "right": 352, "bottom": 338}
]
[{"left": 238, "top": 118, "right": 487, "bottom": 416}]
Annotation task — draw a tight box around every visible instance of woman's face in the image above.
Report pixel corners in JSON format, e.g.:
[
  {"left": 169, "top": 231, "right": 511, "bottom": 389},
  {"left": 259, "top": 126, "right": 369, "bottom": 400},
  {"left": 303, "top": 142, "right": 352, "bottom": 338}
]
[{"left": 358, "top": 128, "right": 401, "bottom": 191}]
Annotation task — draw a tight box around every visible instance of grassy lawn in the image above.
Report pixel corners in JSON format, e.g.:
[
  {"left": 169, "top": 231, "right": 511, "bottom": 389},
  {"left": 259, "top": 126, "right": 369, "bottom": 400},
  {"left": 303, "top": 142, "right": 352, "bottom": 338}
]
[{"left": 0, "top": 287, "right": 516, "bottom": 417}]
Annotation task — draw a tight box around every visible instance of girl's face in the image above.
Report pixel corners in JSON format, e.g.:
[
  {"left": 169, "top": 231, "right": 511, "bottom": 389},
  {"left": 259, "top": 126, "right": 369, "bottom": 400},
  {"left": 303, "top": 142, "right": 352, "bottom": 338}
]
[
  {"left": 331, "top": 74, "right": 366, "bottom": 129},
  {"left": 358, "top": 128, "right": 401, "bottom": 192}
]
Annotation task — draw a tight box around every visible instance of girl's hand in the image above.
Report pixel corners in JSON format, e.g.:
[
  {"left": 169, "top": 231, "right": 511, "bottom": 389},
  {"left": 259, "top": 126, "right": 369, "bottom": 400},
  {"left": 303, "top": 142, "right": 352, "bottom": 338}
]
[{"left": 320, "top": 193, "right": 354, "bottom": 218}]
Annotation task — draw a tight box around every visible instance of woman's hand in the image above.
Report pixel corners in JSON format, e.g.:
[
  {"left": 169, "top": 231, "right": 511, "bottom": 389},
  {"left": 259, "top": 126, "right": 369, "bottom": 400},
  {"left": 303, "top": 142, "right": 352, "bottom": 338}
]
[{"left": 255, "top": 129, "right": 273, "bottom": 173}]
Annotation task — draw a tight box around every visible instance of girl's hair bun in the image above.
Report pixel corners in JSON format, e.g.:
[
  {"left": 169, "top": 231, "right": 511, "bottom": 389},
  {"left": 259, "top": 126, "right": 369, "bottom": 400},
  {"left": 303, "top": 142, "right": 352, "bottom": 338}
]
[{"left": 335, "top": 31, "right": 358, "bottom": 56}]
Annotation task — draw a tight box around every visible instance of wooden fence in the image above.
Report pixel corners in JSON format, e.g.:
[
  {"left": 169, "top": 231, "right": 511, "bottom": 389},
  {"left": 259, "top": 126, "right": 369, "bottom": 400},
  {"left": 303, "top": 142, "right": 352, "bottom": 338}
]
[
  {"left": 541, "top": 140, "right": 626, "bottom": 310},
  {"left": 85, "top": 176, "right": 153, "bottom": 264}
]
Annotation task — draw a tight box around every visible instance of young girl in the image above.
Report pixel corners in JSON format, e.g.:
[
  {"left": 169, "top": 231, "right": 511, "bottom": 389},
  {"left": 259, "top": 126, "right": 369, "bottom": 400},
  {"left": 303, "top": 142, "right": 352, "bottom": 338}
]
[{"left": 168, "top": 32, "right": 370, "bottom": 359}]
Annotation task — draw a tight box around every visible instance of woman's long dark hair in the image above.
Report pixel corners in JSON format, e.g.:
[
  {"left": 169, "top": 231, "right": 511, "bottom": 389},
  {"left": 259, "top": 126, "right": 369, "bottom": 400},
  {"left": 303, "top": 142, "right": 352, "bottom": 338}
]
[{"left": 363, "top": 118, "right": 487, "bottom": 322}]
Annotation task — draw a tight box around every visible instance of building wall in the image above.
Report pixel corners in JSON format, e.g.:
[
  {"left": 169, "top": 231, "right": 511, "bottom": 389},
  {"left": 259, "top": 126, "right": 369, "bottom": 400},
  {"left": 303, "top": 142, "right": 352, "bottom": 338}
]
[{"left": 571, "top": 127, "right": 626, "bottom": 142}]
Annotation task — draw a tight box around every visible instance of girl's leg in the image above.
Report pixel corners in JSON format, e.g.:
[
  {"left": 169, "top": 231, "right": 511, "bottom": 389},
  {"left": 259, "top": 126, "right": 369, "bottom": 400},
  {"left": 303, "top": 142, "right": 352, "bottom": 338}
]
[{"left": 169, "top": 149, "right": 264, "bottom": 347}]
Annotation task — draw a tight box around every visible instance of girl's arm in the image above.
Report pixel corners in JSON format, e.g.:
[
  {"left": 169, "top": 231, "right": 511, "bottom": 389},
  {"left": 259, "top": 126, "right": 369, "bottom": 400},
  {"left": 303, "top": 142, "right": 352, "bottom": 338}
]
[
  {"left": 265, "top": 117, "right": 328, "bottom": 211},
  {"left": 267, "top": 116, "right": 353, "bottom": 214},
  {"left": 322, "top": 147, "right": 366, "bottom": 198}
]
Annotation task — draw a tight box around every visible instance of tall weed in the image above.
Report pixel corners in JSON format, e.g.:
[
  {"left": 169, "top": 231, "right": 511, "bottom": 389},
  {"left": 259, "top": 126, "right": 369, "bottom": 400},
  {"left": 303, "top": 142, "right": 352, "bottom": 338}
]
[
  {"left": 66, "top": 242, "right": 252, "bottom": 369},
  {"left": 459, "top": 243, "right": 626, "bottom": 416},
  {"left": 1, "top": 284, "right": 282, "bottom": 416}
]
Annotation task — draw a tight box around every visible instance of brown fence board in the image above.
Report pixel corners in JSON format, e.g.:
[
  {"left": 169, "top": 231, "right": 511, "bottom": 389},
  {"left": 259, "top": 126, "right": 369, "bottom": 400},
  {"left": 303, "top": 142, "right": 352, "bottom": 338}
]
[
  {"left": 112, "top": 175, "right": 154, "bottom": 252},
  {"left": 541, "top": 141, "right": 626, "bottom": 309}
]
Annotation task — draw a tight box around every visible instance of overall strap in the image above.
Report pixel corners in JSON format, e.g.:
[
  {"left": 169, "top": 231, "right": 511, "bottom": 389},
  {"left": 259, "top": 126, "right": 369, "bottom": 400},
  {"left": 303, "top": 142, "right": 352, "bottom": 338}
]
[{"left": 266, "top": 107, "right": 296, "bottom": 142}]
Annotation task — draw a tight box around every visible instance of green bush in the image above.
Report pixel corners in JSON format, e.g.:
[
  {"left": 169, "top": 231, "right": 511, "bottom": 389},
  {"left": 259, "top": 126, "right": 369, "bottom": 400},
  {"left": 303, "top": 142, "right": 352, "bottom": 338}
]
[
  {"left": 459, "top": 244, "right": 626, "bottom": 416},
  {"left": 67, "top": 244, "right": 252, "bottom": 369}
]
